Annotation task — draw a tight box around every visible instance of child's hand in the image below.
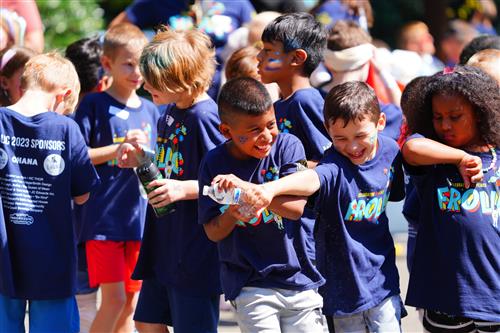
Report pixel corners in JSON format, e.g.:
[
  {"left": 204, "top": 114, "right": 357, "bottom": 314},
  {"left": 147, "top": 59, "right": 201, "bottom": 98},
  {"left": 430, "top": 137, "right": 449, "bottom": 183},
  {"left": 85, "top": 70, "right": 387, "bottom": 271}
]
[
  {"left": 212, "top": 174, "right": 247, "bottom": 192},
  {"left": 117, "top": 142, "right": 141, "bottom": 168},
  {"left": 124, "top": 129, "right": 148, "bottom": 145},
  {"left": 147, "top": 179, "right": 184, "bottom": 208},
  {"left": 457, "top": 154, "right": 483, "bottom": 188}
]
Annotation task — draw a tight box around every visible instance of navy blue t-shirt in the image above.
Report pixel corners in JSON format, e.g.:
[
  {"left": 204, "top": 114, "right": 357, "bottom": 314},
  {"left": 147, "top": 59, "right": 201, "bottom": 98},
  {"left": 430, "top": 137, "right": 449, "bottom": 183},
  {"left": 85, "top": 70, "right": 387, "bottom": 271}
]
[
  {"left": 0, "top": 108, "right": 99, "bottom": 299},
  {"left": 73, "top": 92, "right": 159, "bottom": 242},
  {"left": 125, "top": 0, "right": 190, "bottom": 29},
  {"left": 274, "top": 88, "right": 332, "bottom": 261},
  {"left": 380, "top": 103, "right": 403, "bottom": 141},
  {"left": 405, "top": 140, "right": 500, "bottom": 322},
  {"left": 198, "top": 133, "right": 325, "bottom": 300},
  {"left": 314, "top": 134, "right": 404, "bottom": 315},
  {"left": 132, "top": 98, "right": 225, "bottom": 297}
]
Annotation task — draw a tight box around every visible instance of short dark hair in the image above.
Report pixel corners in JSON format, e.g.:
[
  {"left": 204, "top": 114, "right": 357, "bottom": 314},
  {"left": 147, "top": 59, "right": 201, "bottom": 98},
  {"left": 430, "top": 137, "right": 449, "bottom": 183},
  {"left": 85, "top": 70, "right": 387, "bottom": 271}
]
[
  {"left": 459, "top": 35, "right": 500, "bottom": 64},
  {"left": 262, "top": 12, "right": 327, "bottom": 76},
  {"left": 217, "top": 77, "right": 272, "bottom": 123},
  {"left": 402, "top": 66, "right": 500, "bottom": 146},
  {"left": 65, "top": 36, "right": 103, "bottom": 94},
  {"left": 324, "top": 81, "right": 380, "bottom": 126}
]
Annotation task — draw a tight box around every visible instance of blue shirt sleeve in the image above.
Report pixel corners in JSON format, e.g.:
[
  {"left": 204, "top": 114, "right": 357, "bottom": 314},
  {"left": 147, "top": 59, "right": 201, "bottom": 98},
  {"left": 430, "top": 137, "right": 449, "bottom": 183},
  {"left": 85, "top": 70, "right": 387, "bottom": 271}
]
[
  {"left": 292, "top": 101, "right": 331, "bottom": 162},
  {"left": 278, "top": 134, "right": 307, "bottom": 177},
  {"left": 73, "top": 95, "right": 95, "bottom": 147},
  {"left": 313, "top": 161, "right": 339, "bottom": 212},
  {"left": 196, "top": 107, "right": 225, "bottom": 152},
  {"left": 68, "top": 121, "right": 100, "bottom": 197}
]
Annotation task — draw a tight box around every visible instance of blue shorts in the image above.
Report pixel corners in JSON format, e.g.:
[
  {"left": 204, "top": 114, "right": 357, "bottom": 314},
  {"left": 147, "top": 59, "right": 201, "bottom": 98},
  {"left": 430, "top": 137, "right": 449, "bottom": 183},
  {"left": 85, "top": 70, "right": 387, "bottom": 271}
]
[
  {"left": 0, "top": 293, "right": 79, "bottom": 333},
  {"left": 134, "top": 278, "right": 219, "bottom": 333}
]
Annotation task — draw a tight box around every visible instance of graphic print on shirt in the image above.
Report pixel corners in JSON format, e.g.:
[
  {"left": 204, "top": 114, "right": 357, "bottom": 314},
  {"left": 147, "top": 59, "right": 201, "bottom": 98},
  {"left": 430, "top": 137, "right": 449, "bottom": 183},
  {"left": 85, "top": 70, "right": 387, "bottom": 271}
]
[
  {"left": 344, "top": 167, "right": 394, "bottom": 222},
  {"left": 156, "top": 121, "right": 186, "bottom": 178},
  {"left": 198, "top": 2, "right": 234, "bottom": 41},
  {"left": 436, "top": 170, "right": 500, "bottom": 229},
  {"left": 219, "top": 165, "right": 284, "bottom": 230},
  {"left": 107, "top": 122, "right": 154, "bottom": 166},
  {"left": 277, "top": 117, "right": 292, "bottom": 133}
]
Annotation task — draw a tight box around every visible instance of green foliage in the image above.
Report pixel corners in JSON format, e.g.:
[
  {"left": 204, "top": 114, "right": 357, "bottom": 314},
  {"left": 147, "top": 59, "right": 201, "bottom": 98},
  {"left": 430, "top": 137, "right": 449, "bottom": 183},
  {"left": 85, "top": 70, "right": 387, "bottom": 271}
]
[{"left": 38, "top": 0, "right": 105, "bottom": 51}]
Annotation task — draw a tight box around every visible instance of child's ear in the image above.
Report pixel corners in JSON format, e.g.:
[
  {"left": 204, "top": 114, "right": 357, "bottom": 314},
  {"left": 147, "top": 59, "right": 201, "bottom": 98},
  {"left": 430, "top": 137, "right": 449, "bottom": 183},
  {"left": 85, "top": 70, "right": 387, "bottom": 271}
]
[
  {"left": 291, "top": 49, "right": 307, "bottom": 67},
  {"left": 377, "top": 112, "right": 386, "bottom": 131},
  {"left": 219, "top": 123, "right": 232, "bottom": 139},
  {"left": 0, "top": 76, "right": 8, "bottom": 89},
  {"left": 100, "top": 55, "right": 112, "bottom": 72}
]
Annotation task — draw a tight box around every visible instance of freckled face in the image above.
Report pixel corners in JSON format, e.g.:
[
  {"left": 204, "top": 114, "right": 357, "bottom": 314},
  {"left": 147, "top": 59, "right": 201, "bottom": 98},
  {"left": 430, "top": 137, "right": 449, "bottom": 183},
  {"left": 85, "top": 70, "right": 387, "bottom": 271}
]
[{"left": 432, "top": 93, "right": 481, "bottom": 149}]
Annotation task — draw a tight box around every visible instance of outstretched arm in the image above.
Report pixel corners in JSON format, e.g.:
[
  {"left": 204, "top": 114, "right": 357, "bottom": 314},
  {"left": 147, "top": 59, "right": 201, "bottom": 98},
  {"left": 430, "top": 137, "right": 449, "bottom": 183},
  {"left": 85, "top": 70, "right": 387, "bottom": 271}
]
[
  {"left": 403, "top": 137, "right": 483, "bottom": 187},
  {"left": 213, "top": 169, "right": 320, "bottom": 217}
]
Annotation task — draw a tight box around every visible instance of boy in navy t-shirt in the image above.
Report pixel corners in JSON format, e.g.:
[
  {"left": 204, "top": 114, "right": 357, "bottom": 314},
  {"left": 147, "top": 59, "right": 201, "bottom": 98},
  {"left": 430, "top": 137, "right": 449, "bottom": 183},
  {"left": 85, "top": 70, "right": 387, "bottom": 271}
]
[
  {"left": 199, "top": 77, "right": 327, "bottom": 332},
  {"left": 229, "top": 81, "right": 406, "bottom": 332},
  {"left": 73, "top": 23, "right": 159, "bottom": 333},
  {"left": 116, "top": 28, "right": 225, "bottom": 333},
  {"left": 0, "top": 53, "right": 99, "bottom": 332},
  {"left": 257, "top": 12, "right": 332, "bottom": 262}
]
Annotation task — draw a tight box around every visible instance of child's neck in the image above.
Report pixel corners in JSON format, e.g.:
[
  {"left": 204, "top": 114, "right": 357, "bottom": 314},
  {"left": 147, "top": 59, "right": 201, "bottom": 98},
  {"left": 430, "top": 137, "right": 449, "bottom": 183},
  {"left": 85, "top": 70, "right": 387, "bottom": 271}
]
[
  {"left": 106, "top": 84, "right": 140, "bottom": 108},
  {"left": 176, "top": 92, "right": 209, "bottom": 109},
  {"left": 8, "top": 90, "right": 56, "bottom": 116},
  {"left": 278, "top": 75, "right": 311, "bottom": 100}
]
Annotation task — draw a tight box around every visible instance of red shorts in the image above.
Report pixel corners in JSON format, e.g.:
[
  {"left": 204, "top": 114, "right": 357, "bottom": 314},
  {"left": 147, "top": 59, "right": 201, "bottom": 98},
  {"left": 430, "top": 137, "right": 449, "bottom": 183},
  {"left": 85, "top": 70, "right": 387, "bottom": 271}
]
[{"left": 86, "top": 240, "right": 142, "bottom": 293}]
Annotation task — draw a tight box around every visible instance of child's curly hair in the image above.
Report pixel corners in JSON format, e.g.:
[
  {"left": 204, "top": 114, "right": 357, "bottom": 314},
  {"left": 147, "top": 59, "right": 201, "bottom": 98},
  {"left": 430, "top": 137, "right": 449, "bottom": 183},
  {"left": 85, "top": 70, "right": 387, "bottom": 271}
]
[{"left": 402, "top": 65, "right": 500, "bottom": 146}]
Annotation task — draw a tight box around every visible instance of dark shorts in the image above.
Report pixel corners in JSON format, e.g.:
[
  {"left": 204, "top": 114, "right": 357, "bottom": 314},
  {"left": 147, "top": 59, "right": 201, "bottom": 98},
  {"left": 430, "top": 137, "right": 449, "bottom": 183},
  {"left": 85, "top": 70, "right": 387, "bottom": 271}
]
[
  {"left": 423, "top": 310, "right": 500, "bottom": 333},
  {"left": 133, "top": 278, "right": 220, "bottom": 333}
]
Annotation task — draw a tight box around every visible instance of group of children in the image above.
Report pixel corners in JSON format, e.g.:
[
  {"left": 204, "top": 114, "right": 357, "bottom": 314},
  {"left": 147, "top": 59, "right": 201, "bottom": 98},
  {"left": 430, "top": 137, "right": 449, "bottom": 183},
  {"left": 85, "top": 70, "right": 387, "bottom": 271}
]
[{"left": 0, "top": 9, "right": 498, "bottom": 333}]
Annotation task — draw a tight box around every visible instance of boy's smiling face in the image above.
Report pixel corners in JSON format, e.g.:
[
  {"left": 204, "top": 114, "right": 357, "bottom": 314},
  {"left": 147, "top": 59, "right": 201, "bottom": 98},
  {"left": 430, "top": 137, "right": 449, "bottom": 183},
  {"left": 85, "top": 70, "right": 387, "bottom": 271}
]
[
  {"left": 102, "top": 46, "right": 143, "bottom": 92},
  {"left": 326, "top": 114, "right": 386, "bottom": 165},
  {"left": 220, "top": 107, "right": 279, "bottom": 160}
]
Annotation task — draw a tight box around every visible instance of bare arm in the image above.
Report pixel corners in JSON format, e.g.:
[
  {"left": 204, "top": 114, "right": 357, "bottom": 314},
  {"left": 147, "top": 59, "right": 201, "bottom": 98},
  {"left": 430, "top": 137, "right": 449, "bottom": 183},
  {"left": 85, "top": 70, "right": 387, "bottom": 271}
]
[
  {"left": 402, "top": 137, "right": 468, "bottom": 166},
  {"left": 88, "top": 145, "right": 119, "bottom": 165},
  {"left": 109, "top": 11, "right": 132, "bottom": 28},
  {"left": 268, "top": 195, "right": 307, "bottom": 220},
  {"left": 403, "top": 137, "right": 483, "bottom": 187},
  {"left": 148, "top": 180, "right": 199, "bottom": 208},
  {"left": 203, "top": 206, "right": 244, "bottom": 242},
  {"left": 73, "top": 193, "right": 90, "bottom": 205}
]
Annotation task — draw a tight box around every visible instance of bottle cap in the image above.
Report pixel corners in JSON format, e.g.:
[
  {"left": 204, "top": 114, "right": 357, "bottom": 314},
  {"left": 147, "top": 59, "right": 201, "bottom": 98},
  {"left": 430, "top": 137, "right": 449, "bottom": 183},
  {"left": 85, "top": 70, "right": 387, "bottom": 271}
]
[{"left": 202, "top": 185, "right": 210, "bottom": 196}]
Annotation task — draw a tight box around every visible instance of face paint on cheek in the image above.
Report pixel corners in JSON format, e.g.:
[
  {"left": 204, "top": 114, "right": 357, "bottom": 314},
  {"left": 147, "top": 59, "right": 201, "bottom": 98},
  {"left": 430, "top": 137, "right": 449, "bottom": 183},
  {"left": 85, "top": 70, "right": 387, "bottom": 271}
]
[
  {"left": 264, "top": 52, "right": 283, "bottom": 71},
  {"left": 369, "top": 132, "right": 377, "bottom": 145},
  {"left": 237, "top": 136, "right": 248, "bottom": 144}
]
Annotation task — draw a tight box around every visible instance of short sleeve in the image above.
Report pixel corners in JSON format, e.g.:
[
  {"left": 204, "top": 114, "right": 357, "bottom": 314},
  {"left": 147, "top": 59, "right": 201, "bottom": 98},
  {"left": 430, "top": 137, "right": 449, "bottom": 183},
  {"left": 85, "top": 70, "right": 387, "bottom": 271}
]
[
  {"left": 73, "top": 95, "right": 95, "bottom": 146},
  {"left": 402, "top": 133, "right": 430, "bottom": 176},
  {"left": 294, "top": 101, "right": 331, "bottom": 162},
  {"left": 68, "top": 121, "right": 100, "bottom": 197},
  {"left": 197, "top": 154, "right": 221, "bottom": 226},
  {"left": 314, "top": 162, "right": 339, "bottom": 212},
  {"left": 196, "top": 109, "right": 225, "bottom": 154},
  {"left": 389, "top": 153, "right": 405, "bottom": 202},
  {"left": 278, "top": 135, "right": 307, "bottom": 177}
]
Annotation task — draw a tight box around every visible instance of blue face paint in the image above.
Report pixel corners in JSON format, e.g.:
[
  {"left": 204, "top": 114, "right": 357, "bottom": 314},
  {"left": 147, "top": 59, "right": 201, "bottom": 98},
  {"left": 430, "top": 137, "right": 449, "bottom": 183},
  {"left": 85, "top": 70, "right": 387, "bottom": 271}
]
[
  {"left": 264, "top": 57, "right": 283, "bottom": 71},
  {"left": 369, "top": 132, "right": 377, "bottom": 145},
  {"left": 238, "top": 136, "right": 248, "bottom": 144}
]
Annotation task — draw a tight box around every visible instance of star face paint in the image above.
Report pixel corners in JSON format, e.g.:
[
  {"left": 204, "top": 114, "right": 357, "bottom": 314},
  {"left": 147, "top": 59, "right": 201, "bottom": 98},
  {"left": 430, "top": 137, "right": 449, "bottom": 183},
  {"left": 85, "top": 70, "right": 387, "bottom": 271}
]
[{"left": 237, "top": 135, "right": 248, "bottom": 144}]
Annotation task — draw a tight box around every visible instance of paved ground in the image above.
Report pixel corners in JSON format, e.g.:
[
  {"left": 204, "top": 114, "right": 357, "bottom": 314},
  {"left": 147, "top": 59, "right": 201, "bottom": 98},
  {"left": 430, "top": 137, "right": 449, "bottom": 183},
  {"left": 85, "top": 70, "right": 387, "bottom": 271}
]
[{"left": 218, "top": 234, "right": 424, "bottom": 333}]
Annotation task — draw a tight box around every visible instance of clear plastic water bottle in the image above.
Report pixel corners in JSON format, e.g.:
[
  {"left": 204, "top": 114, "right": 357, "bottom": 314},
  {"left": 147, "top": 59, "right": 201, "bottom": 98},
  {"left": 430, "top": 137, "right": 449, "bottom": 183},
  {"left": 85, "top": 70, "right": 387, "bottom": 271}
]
[
  {"left": 202, "top": 184, "right": 242, "bottom": 205},
  {"left": 136, "top": 160, "right": 176, "bottom": 217}
]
